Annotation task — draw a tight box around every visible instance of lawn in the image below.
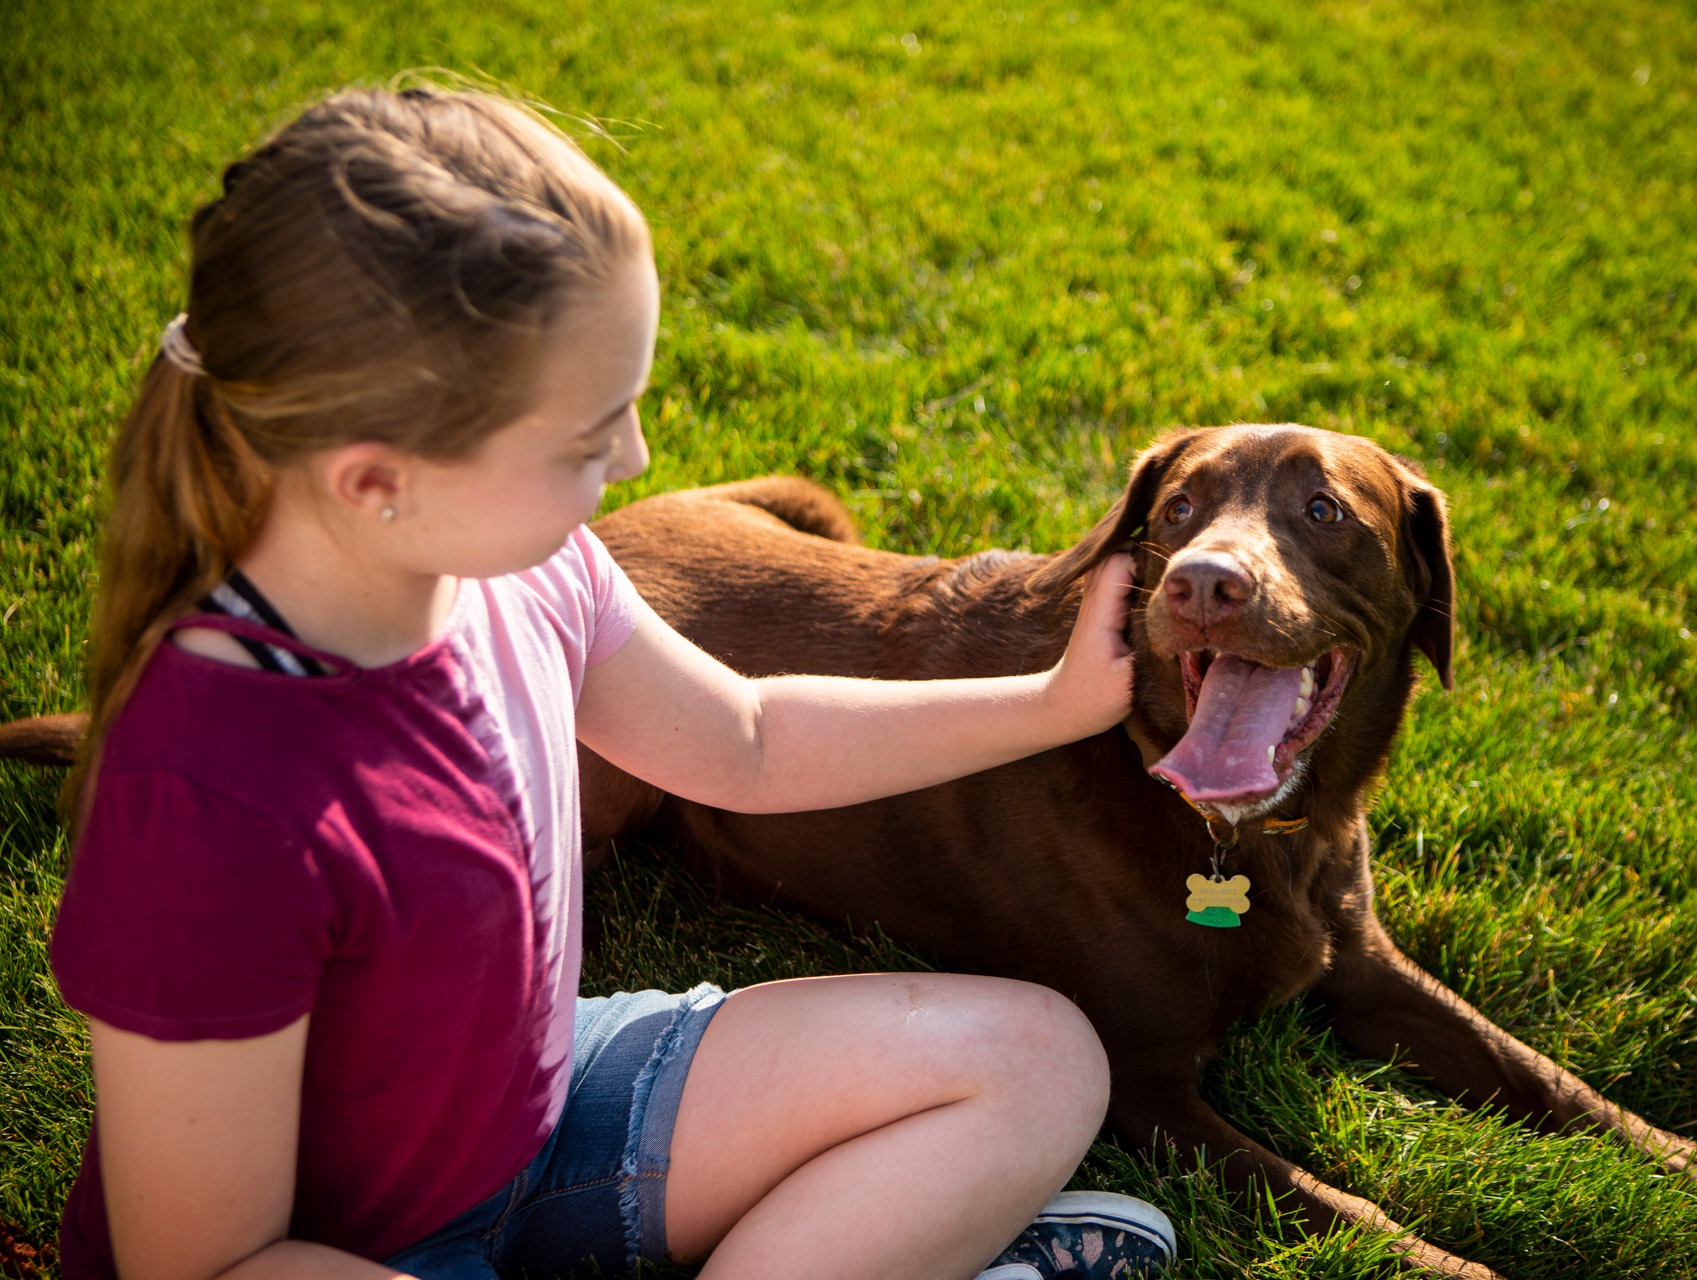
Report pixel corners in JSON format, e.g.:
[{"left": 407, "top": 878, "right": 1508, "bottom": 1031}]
[{"left": 2, "top": 0, "right": 1694, "bottom": 1275}]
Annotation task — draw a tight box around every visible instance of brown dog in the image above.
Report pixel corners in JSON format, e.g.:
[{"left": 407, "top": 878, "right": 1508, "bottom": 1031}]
[{"left": 580, "top": 424, "right": 1693, "bottom": 1279}]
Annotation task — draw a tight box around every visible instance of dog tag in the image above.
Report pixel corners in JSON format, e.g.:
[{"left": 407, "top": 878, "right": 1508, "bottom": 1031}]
[{"left": 1185, "top": 873, "right": 1250, "bottom": 928}]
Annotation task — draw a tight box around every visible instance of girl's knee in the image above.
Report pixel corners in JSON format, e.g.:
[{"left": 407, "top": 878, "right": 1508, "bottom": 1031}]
[
  {"left": 1011, "top": 981, "right": 1111, "bottom": 1121},
  {"left": 937, "top": 975, "right": 1110, "bottom": 1128}
]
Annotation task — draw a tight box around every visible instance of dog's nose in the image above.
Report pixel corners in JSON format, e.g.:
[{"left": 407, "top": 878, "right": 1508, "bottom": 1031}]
[{"left": 1163, "top": 552, "right": 1255, "bottom": 624}]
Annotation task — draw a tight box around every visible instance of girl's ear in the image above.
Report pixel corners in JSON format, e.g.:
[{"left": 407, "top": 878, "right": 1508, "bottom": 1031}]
[
  {"left": 320, "top": 442, "right": 408, "bottom": 520},
  {"left": 1027, "top": 429, "right": 1206, "bottom": 595}
]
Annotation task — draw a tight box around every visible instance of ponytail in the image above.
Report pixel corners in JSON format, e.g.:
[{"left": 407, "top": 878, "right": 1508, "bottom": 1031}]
[{"left": 64, "top": 353, "right": 273, "bottom": 820}]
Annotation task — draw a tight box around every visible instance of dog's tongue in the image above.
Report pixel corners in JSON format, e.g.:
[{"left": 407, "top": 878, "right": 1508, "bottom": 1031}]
[{"left": 1150, "top": 656, "right": 1304, "bottom": 803}]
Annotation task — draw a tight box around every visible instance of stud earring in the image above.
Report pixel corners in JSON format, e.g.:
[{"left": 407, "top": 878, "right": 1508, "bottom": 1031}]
[{"left": 381, "top": 506, "right": 397, "bottom": 523}]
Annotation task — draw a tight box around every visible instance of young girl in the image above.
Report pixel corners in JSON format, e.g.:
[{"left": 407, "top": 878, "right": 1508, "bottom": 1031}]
[{"left": 49, "top": 84, "right": 1176, "bottom": 1280}]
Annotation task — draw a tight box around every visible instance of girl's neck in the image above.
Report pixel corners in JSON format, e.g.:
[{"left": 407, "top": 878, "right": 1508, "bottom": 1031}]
[{"left": 236, "top": 495, "right": 460, "bottom": 670}]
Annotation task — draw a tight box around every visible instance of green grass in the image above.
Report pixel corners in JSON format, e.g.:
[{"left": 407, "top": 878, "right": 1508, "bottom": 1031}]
[{"left": 3, "top": 0, "right": 1694, "bottom": 1273}]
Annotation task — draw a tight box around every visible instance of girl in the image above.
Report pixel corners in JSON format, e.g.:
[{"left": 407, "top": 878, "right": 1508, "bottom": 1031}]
[{"left": 49, "top": 84, "right": 1176, "bottom": 1280}]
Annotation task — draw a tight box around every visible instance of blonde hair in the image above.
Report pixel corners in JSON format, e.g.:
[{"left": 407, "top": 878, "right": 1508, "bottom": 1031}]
[{"left": 68, "top": 83, "right": 649, "bottom": 816}]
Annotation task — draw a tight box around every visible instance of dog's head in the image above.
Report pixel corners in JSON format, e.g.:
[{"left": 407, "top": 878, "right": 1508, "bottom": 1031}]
[{"left": 1035, "top": 424, "right": 1452, "bottom": 823}]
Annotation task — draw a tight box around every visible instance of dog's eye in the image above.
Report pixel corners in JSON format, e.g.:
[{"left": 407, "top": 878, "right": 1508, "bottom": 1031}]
[
  {"left": 1307, "top": 495, "right": 1344, "bottom": 524},
  {"left": 1163, "top": 496, "right": 1194, "bottom": 525}
]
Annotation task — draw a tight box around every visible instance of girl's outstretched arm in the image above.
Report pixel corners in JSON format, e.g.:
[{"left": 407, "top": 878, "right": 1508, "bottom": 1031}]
[
  {"left": 575, "top": 551, "right": 1134, "bottom": 814},
  {"left": 91, "top": 1016, "right": 411, "bottom": 1280}
]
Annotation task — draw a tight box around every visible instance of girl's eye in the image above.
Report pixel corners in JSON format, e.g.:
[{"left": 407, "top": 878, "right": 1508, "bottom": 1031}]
[
  {"left": 1307, "top": 494, "right": 1343, "bottom": 524},
  {"left": 566, "top": 432, "right": 619, "bottom": 464},
  {"left": 1162, "top": 495, "right": 1194, "bottom": 525}
]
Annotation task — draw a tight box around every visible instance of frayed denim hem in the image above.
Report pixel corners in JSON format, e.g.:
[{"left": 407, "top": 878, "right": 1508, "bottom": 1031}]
[{"left": 616, "top": 982, "right": 727, "bottom": 1270}]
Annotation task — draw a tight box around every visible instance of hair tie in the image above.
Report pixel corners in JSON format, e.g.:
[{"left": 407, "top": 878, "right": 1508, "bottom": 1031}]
[{"left": 160, "top": 312, "right": 207, "bottom": 378}]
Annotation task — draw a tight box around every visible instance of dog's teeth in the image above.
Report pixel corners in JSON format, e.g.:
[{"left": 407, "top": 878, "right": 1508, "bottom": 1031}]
[
  {"left": 1267, "top": 745, "right": 1276, "bottom": 764},
  {"left": 1293, "top": 696, "right": 1311, "bottom": 720},
  {"left": 1300, "top": 666, "right": 1315, "bottom": 697}
]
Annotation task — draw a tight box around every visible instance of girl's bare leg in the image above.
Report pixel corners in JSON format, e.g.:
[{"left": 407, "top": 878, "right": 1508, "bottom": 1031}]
[{"left": 665, "top": 972, "right": 1111, "bottom": 1280}]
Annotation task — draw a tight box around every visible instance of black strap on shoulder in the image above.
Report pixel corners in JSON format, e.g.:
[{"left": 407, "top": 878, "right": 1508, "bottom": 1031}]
[
  {"left": 225, "top": 570, "right": 299, "bottom": 637},
  {"left": 196, "top": 571, "right": 330, "bottom": 677}
]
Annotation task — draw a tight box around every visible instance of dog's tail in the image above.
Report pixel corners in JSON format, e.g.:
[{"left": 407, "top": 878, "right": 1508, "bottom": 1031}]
[
  {"left": 0, "top": 713, "right": 86, "bottom": 767},
  {"left": 704, "top": 476, "right": 861, "bottom": 545}
]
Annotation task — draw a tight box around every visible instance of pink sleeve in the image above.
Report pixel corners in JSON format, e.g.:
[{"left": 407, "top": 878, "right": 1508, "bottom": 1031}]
[
  {"left": 521, "top": 525, "right": 642, "bottom": 668},
  {"left": 52, "top": 771, "right": 337, "bottom": 1041}
]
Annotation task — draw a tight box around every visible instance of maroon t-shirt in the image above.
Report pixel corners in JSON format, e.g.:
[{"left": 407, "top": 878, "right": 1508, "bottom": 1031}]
[{"left": 50, "top": 528, "right": 639, "bottom": 1273}]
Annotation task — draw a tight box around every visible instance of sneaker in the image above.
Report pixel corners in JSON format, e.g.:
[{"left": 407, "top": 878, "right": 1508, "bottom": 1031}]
[{"left": 976, "top": 1190, "right": 1177, "bottom": 1278}]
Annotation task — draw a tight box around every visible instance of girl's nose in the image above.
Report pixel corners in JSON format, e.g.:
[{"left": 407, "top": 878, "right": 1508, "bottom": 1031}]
[{"left": 608, "top": 411, "right": 650, "bottom": 484}]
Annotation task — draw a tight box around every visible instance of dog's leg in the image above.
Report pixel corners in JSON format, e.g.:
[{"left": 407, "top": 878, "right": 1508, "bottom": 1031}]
[
  {"left": 1108, "top": 1082, "right": 1504, "bottom": 1279},
  {"left": 1318, "top": 918, "right": 1695, "bottom": 1175}
]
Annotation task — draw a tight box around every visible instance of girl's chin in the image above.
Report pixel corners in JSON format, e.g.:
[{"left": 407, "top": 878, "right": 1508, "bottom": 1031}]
[{"left": 438, "top": 532, "right": 585, "bottom": 580}]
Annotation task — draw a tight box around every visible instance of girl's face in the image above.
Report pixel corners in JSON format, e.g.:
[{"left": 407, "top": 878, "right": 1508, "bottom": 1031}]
[{"left": 396, "top": 253, "right": 660, "bottom": 579}]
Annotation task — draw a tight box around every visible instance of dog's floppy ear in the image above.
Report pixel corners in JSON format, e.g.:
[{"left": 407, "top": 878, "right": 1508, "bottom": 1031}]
[
  {"left": 1028, "top": 429, "right": 1204, "bottom": 595},
  {"left": 1399, "top": 470, "right": 1455, "bottom": 691}
]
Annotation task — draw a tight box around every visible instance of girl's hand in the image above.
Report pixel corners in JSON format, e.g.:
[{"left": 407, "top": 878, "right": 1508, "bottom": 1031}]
[{"left": 1042, "top": 551, "right": 1137, "bottom": 738}]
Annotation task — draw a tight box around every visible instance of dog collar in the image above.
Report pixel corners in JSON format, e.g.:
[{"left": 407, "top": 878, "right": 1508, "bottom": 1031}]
[
  {"left": 1169, "top": 788, "right": 1308, "bottom": 929},
  {"left": 1168, "top": 781, "right": 1311, "bottom": 839},
  {"left": 1125, "top": 725, "right": 1310, "bottom": 925}
]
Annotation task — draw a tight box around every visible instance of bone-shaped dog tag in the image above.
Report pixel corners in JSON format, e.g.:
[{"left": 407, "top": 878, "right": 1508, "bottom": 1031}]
[{"left": 1186, "top": 873, "right": 1251, "bottom": 928}]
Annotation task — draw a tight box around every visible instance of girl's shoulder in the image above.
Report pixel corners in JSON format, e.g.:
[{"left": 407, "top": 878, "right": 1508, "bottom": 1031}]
[{"left": 97, "top": 624, "right": 439, "bottom": 821}]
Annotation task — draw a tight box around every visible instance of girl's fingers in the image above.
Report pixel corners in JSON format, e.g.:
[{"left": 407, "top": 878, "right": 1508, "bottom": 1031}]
[
  {"left": 1055, "top": 552, "right": 1136, "bottom": 731},
  {"left": 1079, "top": 551, "right": 1135, "bottom": 649}
]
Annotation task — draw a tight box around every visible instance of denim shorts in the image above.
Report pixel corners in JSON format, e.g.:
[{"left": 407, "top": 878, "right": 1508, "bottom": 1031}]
[{"left": 384, "top": 983, "right": 727, "bottom": 1279}]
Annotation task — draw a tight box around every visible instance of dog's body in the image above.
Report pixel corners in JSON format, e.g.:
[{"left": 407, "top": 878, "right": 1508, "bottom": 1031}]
[{"left": 582, "top": 425, "right": 1693, "bottom": 1279}]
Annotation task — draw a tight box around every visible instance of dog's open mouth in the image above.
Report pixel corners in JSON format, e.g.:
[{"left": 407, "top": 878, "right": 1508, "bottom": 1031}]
[{"left": 1148, "top": 646, "right": 1356, "bottom": 807}]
